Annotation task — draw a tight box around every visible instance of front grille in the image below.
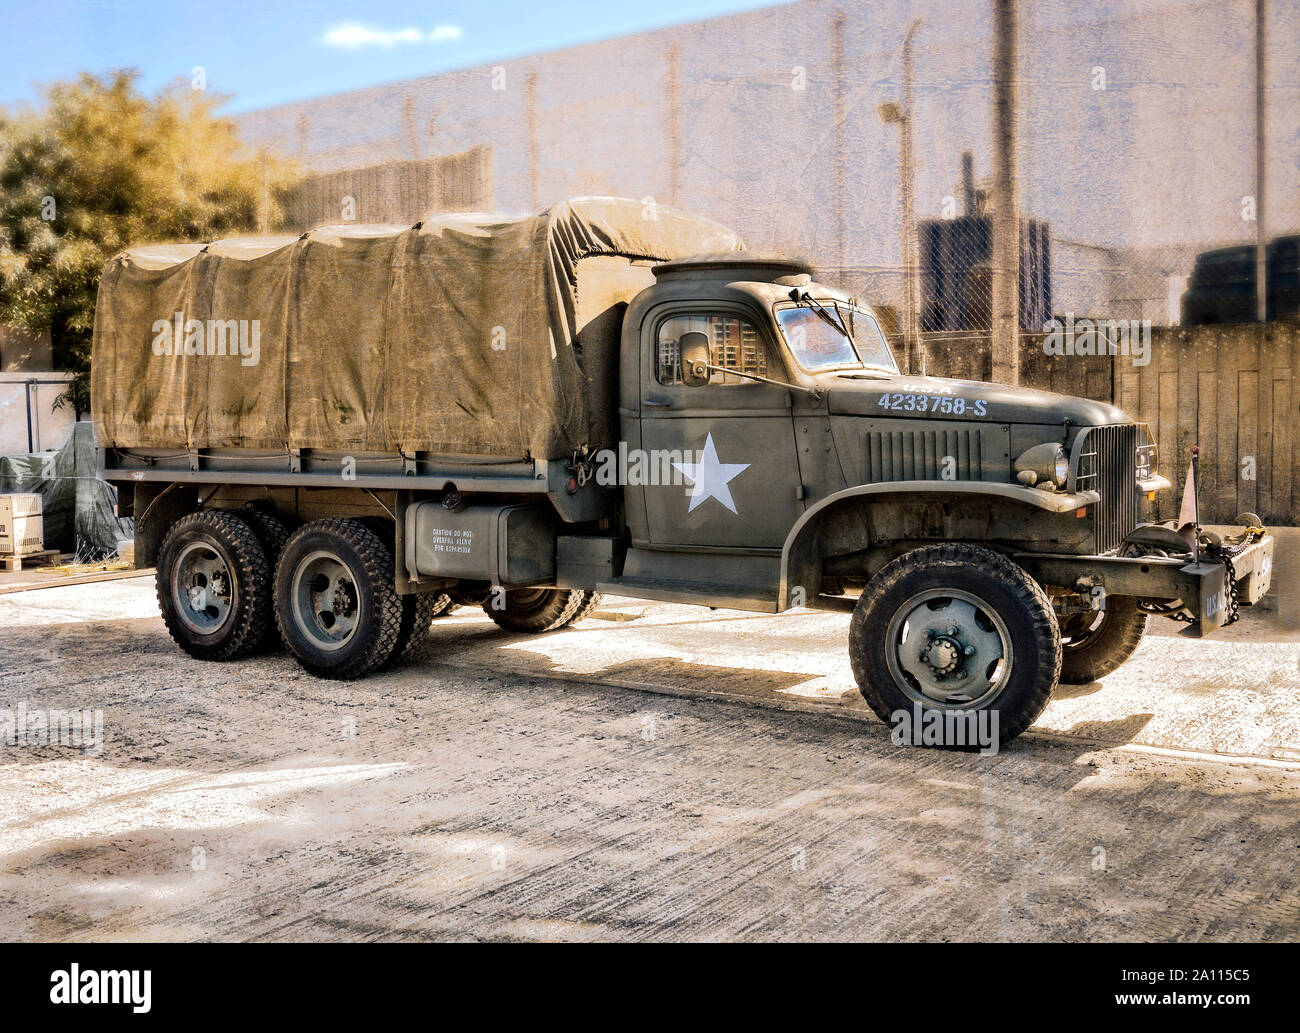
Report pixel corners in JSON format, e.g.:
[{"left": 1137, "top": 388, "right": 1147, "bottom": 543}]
[
  {"left": 1074, "top": 425, "right": 1138, "bottom": 554},
  {"left": 864, "top": 427, "right": 985, "bottom": 482}
]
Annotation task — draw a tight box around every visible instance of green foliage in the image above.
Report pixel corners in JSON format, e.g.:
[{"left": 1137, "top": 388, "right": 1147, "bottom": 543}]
[{"left": 0, "top": 70, "right": 298, "bottom": 415}]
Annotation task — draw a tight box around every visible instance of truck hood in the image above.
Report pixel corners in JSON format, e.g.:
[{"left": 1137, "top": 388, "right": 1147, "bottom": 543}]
[{"left": 824, "top": 372, "right": 1130, "bottom": 426}]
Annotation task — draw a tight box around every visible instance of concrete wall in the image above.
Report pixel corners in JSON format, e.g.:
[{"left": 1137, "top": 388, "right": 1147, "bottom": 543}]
[
  {"left": 236, "top": 0, "right": 1300, "bottom": 316},
  {"left": 277, "top": 147, "right": 493, "bottom": 230},
  {"left": 0, "top": 372, "right": 77, "bottom": 456}
]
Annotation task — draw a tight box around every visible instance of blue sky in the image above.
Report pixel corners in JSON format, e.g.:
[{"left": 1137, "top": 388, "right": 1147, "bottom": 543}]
[{"left": 0, "top": 0, "right": 788, "bottom": 114}]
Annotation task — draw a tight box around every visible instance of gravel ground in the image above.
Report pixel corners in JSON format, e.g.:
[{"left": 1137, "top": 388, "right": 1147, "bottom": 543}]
[{"left": 1, "top": 578, "right": 1297, "bottom": 941}]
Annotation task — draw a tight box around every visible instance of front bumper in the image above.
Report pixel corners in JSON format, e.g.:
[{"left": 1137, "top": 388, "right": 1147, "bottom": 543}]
[{"left": 1015, "top": 532, "right": 1274, "bottom": 637}]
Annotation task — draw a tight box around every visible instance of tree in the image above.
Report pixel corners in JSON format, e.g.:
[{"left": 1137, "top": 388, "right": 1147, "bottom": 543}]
[{"left": 0, "top": 70, "right": 298, "bottom": 415}]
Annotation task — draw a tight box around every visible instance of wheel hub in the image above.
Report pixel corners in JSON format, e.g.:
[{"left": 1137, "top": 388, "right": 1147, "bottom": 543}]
[
  {"left": 889, "top": 591, "right": 1014, "bottom": 706},
  {"left": 291, "top": 551, "right": 363, "bottom": 651},
  {"left": 172, "top": 542, "right": 235, "bottom": 635},
  {"left": 920, "top": 634, "right": 963, "bottom": 676}
]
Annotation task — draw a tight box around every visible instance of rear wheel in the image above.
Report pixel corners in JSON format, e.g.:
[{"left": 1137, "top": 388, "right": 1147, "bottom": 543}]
[
  {"left": 484, "top": 588, "right": 599, "bottom": 634},
  {"left": 240, "top": 505, "right": 293, "bottom": 565},
  {"left": 274, "top": 519, "right": 403, "bottom": 679},
  {"left": 1058, "top": 596, "right": 1147, "bottom": 684},
  {"left": 239, "top": 505, "right": 294, "bottom": 650},
  {"left": 156, "top": 509, "right": 272, "bottom": 661},
  {"left": 849, "top": 543, "right": 1061, "bottom": 750},
  {"left": 383, "top": 592, "right": 447, "bottom": 669}
]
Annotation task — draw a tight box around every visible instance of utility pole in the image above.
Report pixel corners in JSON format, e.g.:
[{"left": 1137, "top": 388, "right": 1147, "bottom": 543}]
[
  {"left": 878, "top": 20, "right": 923, "bottom": 373},
  {"left": 1255, "top": 0, "right": 1267, "bottom": 322},
  {"left": 526, "top": 72, "right": 540, "bottom": 212},
  {"left": 901, "top": 19, "right": 921, "bottom": 374},
  {"left": 991, "top": 0, "right": 1020, "bottom": 385},
  {"left": 666, "top": 45, "right": 682, "bottom": 206}
]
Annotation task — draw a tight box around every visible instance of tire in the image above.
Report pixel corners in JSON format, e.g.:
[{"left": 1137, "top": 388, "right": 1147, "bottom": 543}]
[
  {"left": 383, "top": 591, "right": 446, "bottom": 669},
  {"left": 156, "top": 509, "right": 273, "bottom": 662},
  {"left": 1058, "top": 596, "right": 1147, "bottom": 684},
  {"left": 484, "top": 588, "right": 597, "bottom": 634},
  {"left": 448, "top": 585, "right": 488, "bottom": 608},
  {"left": 428, "top": 593, "right": 460, "bottom": 618},
  {"left": 273, "top": 518, "right": 403, "bottom": 679},
  {"left": 849, "top": 543, "right": 1061, "bottom": 750},
  {"left": 240, "top": 505, "right": 293, "bottom": 565},
  {"left": 239, "top": 505, "right": 294, "bottom": 650},
  {"left": 566, "top": 591, "right": 603, "bottom": 626}
]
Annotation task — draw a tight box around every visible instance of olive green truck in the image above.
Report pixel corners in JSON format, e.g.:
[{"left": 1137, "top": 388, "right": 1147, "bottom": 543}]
[{"left": 92, "top": 198, "right": 1274, "bottom": 748}]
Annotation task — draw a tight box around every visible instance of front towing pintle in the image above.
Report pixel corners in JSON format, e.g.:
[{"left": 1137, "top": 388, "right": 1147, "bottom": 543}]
[{"left": 1014, "top": 521, "right": 1274, "bottom": 638}]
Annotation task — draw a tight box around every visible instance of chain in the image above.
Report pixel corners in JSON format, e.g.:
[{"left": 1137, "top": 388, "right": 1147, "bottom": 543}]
[
  {"left": 1137, "top": 528, "right": 1263, "bottom": 625},
  {"left": 1140, "top": 600, "right": 1194, "bottom": 622},
  {"left": 1202, "top": 528, "right": 1262, "bottom": 626}
]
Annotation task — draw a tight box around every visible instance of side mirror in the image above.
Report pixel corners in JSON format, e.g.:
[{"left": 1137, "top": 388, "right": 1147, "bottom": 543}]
[{"left": 680, "top": 330, "right": 711, "bottom": 386}]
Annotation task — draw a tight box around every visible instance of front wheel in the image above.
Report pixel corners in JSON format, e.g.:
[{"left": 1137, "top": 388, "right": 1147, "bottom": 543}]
[
  {"left": 484, "top": 588, "right": 599, "bottom": 633},
  {"left": 1058, "top": 596, "right": 1147, "bottom": 684},
  {"left": 850, "top": 543, "right": 1061, "bottom": 750}
]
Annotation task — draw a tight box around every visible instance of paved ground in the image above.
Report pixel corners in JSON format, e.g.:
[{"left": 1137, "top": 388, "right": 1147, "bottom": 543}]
[{"left": 1, "top": 577, "right": 1298, "bottom": 941}]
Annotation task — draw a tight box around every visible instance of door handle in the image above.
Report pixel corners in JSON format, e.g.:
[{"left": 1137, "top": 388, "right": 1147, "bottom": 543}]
[{"left": 643, "top": 399, "right": 671, "bottom": 408}]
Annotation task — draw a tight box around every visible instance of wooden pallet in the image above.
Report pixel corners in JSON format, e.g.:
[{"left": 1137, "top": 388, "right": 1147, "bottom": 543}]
[{"left": 0, "top": 549, "right": 63, "bottom": 572}]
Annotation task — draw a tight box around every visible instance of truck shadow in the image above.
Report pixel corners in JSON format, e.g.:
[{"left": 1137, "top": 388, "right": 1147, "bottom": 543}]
[{"left": 411, "top": 619, "right": 858, "bottom": 706}]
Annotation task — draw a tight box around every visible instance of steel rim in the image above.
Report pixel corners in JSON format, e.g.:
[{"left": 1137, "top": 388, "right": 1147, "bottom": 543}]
[
  {"left": 171, "top": 540, "right": 236, "bottom": 636},
  {"left": 885, "top": 588, "right": 1014, "bottom": 708},
  {"left": 291, "top": 550, "right": 363, "bottom": 652},
  {"left": 1061, "top": 609, "right": 1110, "bottom": 652}
]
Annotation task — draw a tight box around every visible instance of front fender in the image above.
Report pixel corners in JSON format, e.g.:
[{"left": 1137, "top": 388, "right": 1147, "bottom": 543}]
[{"left": 778, "top": 481, "right": 1101, "bottom": 609}]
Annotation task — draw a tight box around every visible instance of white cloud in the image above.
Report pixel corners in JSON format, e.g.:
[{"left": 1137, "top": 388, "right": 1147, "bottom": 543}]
[{"left": 321, "top": 23, "right": 463, "bottom": 49}]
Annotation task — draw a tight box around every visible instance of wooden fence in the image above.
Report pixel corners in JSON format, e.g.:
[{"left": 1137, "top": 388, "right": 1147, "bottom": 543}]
[{"left": 920, "top": 322, "right": 1300, "bottom": 525}]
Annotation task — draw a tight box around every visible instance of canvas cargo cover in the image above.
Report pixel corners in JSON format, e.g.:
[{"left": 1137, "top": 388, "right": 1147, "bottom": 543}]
[{"left": 91, "top": 197, "right": 743, "bottom": 459}]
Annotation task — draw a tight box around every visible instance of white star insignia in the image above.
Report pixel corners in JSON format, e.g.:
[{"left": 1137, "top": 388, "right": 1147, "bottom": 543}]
[{"left": 672, "top": 432, "right": 751, "bottom": 514}]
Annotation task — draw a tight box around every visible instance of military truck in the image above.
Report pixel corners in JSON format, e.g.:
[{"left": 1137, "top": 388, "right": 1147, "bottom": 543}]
[{"left": 93, "top": 198, "right": 1273, "bottom": 748}]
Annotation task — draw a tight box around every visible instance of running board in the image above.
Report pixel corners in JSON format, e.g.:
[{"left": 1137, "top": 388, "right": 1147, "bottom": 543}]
[{"left": 596, "top": 576, "right": 780, "bottom": 613}]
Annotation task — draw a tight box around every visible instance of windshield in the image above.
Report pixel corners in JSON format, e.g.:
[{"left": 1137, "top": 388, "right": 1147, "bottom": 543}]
[{"left": 775, "top": 302, "right": 898, "bottom": 373}]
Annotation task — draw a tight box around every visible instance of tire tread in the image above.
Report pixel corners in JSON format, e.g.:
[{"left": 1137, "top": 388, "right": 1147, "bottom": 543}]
[
  {"left": 156, "top": 508, "right": 272, "bottom": 662},
  {"left": 274, "top": 518, "right": 403, "bottom": 680},
  {"left": 850, "top": 542, "right": 1060, "bottom": 747}
]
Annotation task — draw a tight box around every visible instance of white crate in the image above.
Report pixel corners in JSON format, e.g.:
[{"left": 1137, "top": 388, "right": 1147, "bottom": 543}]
[{"left": 0, "top": 494, "right": 44, "bottom": 556}]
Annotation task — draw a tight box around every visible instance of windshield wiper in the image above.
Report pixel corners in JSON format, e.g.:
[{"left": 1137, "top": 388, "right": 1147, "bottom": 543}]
[{"left": 788, "top": 288, "right": 850, "bottom": 339}]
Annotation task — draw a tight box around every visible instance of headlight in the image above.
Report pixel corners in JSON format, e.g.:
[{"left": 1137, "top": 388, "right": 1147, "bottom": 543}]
[{"left": 1015, "top": 442, "right": 1069, "bottom": 489}]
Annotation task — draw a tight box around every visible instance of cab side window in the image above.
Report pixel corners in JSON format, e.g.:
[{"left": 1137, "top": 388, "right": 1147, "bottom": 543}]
[{"left": 656, "top": 313, "right": 769, "bottom": 387}]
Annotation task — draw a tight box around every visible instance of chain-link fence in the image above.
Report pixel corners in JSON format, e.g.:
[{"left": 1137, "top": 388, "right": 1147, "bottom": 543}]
[{"left": 235, "top": 0, "right": 1296, "bottom": 341}]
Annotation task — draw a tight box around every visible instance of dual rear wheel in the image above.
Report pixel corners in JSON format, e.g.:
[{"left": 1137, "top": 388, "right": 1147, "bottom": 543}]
[
  {"left": 157, "top": 510, "right": 598, "bottom": 678},
  {"left": 159, "top": 512, "right": 405, "bottom": 678}
]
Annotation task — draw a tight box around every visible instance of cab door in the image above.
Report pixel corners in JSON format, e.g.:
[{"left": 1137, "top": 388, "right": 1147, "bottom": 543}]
[{"left": 638, "top": 305, "right": 804, "bottom": 550}]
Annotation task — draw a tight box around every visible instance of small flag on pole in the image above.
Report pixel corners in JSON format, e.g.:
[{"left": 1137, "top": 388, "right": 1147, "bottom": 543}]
[
  {"left": 1176, "top": 446, "right": 1200, "bottom": 560},
  {"left": 1177, "top": 461, "right": 1197, "bottom": 531}
]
